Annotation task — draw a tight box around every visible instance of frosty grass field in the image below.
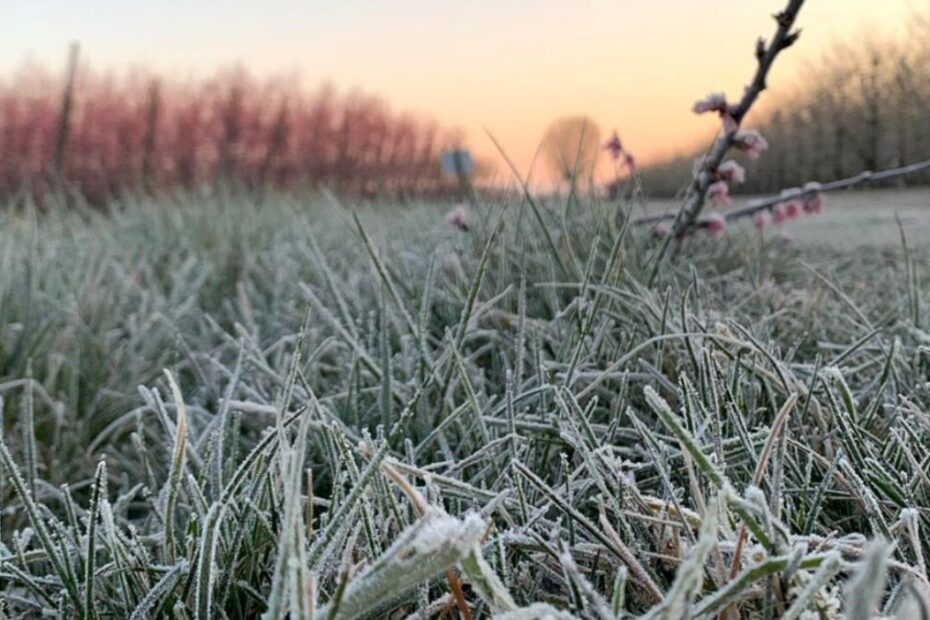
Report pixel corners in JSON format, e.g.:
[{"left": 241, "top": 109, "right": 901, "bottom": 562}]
[{"left": 0, "top": 185, "right": 928, "bottom": 618}]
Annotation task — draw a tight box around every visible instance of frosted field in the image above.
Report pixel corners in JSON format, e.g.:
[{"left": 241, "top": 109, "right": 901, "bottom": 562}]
[
  {"left": 0, "top": 187, "right": 927, "bottom": 617},
  {"left": 780, "top": 189, "right": 930, "bottom": 248}
]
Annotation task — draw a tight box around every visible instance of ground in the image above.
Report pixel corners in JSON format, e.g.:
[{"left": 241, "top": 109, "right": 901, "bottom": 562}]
[{"left": 0, "top": 187, "right": 927, "bottom": 618}]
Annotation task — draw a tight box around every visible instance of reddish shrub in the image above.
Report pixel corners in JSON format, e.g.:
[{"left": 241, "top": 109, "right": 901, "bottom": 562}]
[{"left": 0, "top": 64, "right": 463, "bottom": 202}]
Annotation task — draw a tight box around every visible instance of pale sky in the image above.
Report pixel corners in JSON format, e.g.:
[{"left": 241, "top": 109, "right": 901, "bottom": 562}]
[{"left": 2, "top": 1, "right": 921, "bottom": 178}]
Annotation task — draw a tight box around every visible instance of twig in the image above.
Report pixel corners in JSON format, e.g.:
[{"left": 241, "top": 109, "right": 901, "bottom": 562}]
[
  {"left": 668, "top": 0, "right": 805, "bottom": 238},
  {"left": 633, "top": 155, "right": 930, "bottom": 226}
]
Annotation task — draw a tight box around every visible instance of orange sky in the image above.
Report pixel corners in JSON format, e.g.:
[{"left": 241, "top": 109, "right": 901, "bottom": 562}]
[{"left": 2, "top": 0, "right": 920, "bottom": 181}]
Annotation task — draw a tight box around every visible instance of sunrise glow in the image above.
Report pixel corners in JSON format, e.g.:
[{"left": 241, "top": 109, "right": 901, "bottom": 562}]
[{"left": 3, "top": 0, "right": 916, "bottom": 178}]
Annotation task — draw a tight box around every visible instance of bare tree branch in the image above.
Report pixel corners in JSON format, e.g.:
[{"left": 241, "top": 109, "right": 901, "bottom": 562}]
[
  {"left": 633, "top": 155, "right": 930, "bottom": 226},
  {"left": 669, "top": 0, "right": 805, "bottom": 238}
]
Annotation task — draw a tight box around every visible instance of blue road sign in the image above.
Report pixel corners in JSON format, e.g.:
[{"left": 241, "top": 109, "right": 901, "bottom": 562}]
[{"left": 440, "top": 149, "right": 474, "bottom": 176}]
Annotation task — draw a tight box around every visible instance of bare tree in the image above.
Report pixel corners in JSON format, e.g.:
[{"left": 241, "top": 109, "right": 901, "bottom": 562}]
[{"left": 540, "top": 116, "right": 601, "bottom": 191}]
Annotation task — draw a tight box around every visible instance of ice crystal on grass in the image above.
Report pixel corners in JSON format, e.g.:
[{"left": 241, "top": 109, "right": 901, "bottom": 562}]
[{"left": 317, "top": 509, "right": 486, "bottom": 619}]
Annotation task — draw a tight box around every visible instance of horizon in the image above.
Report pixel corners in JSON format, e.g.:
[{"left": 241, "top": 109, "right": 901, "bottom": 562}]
[{"left": 3, "top": 0, "right": 920, "bottom": 182}]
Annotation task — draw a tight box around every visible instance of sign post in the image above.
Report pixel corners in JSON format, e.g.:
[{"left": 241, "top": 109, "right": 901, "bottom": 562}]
[{"left": 440, "top": 149, "right": 477, "bottom": 205}]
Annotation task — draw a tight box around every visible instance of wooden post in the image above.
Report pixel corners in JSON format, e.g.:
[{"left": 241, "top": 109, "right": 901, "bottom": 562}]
[
  {"left": 216, "top": 84, "right": 242, "bottom": 187},
  {"left": 51, "top": 42, "right": 80, "bottom": 180},
  {"left": 257, "top": 99, "right": 289, "bottom": 199},
  {"left": 141, "top": 79, "right": 161, "bottom": 193}
]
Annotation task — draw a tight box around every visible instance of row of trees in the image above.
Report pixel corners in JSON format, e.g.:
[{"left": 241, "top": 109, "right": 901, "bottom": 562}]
[
  {"left": 0, "top": 50, "right": 468, "bottom": 202},
  {"left": 642, "top": 12, "right": 930, "bottom": 197}
]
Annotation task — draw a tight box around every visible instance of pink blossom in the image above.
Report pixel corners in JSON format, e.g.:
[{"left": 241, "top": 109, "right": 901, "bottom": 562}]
[
  {"left": 623, "top": 152, "right": 637, "bottom": 174},
  {"left": 603, "top": 131, "right": 623, "bottom": 161},
  {"left": 752, "top": 211, "right": 767, "bottom": 229},
  {"left": 734, "top": 130, "right": 769, "bottom": 159},
  {"left": 707, "top": 180, "right": 731, "bottom": 205},
  {"left": 784, "top": 199, "right": 802, "bottom": 219},
  {"left": 693, "top": 93, "right": 739, "bottom": 134},
  {"left": 771, "top": 203, "right": 787, "bottom": 225},
  {"left": 693, "top": 92, "right": 728, "bottom": 115},
  {"left": 446, "top": 204, "right": 470, "bottom": 232},
  {"left": 654, "top": 222, "right": 671, "bottom": 237},
  {"left": 701, "top": 212, "right": 727, "bottom": 238},
  {"left": 717, "top": 160, "right": 745, "bottom": 184},
  {"left": 802, "top": 188, "right": 824, "bottom": 214},
  {"left": 802, "top": 182, "right": 824, "bottom": 213}
]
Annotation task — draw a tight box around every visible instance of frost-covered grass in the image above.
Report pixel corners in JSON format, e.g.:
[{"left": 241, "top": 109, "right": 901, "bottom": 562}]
[{"left": 0, "top": 188, "right": 928, "bottom": 618}]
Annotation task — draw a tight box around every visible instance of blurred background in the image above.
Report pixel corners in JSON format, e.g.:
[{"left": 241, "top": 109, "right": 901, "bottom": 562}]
[{"left": 1, "top": 0, "right": 926, "bottom": 200}]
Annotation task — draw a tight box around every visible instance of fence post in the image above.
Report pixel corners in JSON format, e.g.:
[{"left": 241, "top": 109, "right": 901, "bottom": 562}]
[
  {"left": 257, "top": 100, "right": 289, "bottom": 201},
  {"left": 217, "top": 84, "right": 242, "bottom": 187},
  {"left": 142, "top": 79, "right": 161, "bottom": 193},
  {"left": 51, "top": 42, "right": 80, "bottom": 180}
]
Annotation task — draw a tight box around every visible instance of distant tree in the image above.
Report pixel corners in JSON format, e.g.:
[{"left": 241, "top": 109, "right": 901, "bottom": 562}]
[
  {"left": 540, "top": 116, "right": 601, "bottom": 191},
  {"left": 0, "top": 64, "right": 466, "bottom": 202}
]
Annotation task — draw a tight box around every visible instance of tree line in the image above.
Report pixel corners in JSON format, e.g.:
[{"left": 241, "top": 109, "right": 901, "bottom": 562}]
[{"left": 0, "top": 49, "right": 469, "bottom": 203}]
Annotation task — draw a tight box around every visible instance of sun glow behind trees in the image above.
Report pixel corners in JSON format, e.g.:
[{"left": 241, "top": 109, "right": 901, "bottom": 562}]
[{"left": 1, "top": 0, "right": 916, "bottom": 188}]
